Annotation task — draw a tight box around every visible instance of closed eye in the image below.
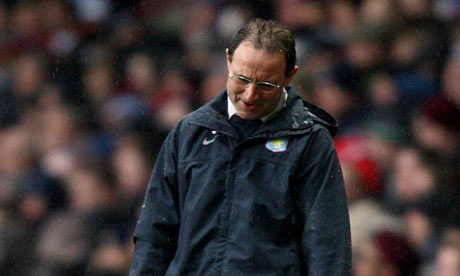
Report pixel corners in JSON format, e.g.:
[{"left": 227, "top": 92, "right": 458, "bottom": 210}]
[
  {"left": 256, "top": 82, "right": 277, "bottom": 91},
  {"left": 235, "top": 75, "right": 252, "bottom": 84}
]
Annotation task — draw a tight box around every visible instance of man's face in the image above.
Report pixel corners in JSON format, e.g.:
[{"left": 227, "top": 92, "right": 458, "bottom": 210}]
[{"left": 226, "top": 42, "right": 297, "bottom": 120}]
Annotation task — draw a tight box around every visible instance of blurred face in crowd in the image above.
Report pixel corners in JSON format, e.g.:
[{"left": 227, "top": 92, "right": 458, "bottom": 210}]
[
  {"left": 412, "top": 115, "right": 459, "bottom": 155},
  {"left": 392, "top": 147, "right": 435, "bottom": 204},
  {"left": 435, "top": 245, "right": 460, "bottom": 276},
  {"left": 226, "top": 42, "right": 297, "bottom": 120},
  {"left": 12, "top": 54, "right": 44, "bottom": 97}
]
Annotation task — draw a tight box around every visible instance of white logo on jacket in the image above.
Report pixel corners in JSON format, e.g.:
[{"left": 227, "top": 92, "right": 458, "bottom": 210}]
[{"left": 203, "top": 130, "right": 220, "bottom": 145}]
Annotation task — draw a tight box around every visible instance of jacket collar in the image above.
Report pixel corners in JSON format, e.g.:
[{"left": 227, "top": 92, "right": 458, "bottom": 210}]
[{"left": 189, "top": 87, "right": 338, "bottom": 138}]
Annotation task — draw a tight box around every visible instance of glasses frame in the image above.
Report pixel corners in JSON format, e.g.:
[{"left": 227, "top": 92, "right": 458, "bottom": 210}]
[{"left": 228, "top": 72, "right": 283, "bottom": 93}]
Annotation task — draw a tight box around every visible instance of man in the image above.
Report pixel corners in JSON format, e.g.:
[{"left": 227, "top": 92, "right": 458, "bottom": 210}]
[{"left": 129, "top": 19, "right": 351, "bottom": 275}]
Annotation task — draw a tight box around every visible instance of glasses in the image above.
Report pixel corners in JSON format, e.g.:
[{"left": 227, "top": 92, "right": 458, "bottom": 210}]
[{"left": 228, "top": 73, "right": 282, "bottom": 93}]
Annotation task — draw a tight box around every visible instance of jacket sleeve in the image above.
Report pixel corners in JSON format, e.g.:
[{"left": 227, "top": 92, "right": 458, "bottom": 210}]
[
  {"left": 129, "top": 128, "right": 181, "bottom": 276},
  {"left": 294, "top": 127, "right": 351, "bottom": 275}
]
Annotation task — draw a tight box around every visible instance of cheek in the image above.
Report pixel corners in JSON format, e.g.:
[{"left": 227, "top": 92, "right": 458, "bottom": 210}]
[
  {"left": 227, "top": 81, "right": 242, "bottom": 96},
  {"left": 263, "top": 94, "right": 280, "bottom": 107}
]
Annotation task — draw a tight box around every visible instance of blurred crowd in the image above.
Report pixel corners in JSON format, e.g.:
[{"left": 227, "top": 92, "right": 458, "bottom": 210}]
[{"left": 1, "top": 0, "right": 460, "bottom": 275}]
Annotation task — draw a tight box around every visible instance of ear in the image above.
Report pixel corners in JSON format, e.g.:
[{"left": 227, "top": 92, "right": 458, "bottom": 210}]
[
  {"left": 283, "top": 65, "right": 299, "bottom": 87},
  {"left": 226, "top": 48, "right": 232, "bottom": 71}
]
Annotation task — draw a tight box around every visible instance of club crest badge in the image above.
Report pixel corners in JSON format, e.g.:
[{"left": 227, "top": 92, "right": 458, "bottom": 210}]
[{"left": 265, "top": 137, "right": 288, "bottom": 152}]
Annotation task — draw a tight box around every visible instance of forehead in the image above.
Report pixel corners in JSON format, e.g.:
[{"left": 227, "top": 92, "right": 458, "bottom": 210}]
[{"left": 230, "top": 42, "right": 286, "bottom": 78}]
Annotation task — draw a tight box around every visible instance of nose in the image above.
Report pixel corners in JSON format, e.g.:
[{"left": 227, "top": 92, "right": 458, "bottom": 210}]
[{"left": 243, "top": 83, "right": 259, "bottom": 103}]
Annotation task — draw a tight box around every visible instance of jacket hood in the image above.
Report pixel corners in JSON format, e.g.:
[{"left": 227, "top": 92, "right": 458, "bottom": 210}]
[
  {"left": 299, "top": 94, "right": 338, "bottom": 137},
  {"left": 189, "top": 87, "right": 338, "bottom": 138}
]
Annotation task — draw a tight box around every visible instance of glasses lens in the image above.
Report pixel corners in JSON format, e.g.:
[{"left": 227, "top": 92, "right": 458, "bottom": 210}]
[
  {"left": 234, "top": 76, "right": 251, "bottom": 86},
  {"left": 230, "top": 73, "right": 280, "bottom": 92},
  {"left": 257, "top": 82, "right": 277, "bottom": 92}
]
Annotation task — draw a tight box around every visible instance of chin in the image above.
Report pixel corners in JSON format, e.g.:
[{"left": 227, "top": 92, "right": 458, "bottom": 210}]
[{"left": 239, "top": 113, "right": 261, "bottom": 120}]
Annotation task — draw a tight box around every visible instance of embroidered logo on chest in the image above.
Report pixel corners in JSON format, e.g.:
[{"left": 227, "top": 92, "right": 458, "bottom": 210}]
[{"left": 265, "top": 137, "right": 289, "bottom": 152}]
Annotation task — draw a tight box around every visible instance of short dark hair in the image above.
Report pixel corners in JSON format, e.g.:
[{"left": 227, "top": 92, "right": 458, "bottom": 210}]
[{"left": 227, "top": 18, "right": 296, "bottom": 77}]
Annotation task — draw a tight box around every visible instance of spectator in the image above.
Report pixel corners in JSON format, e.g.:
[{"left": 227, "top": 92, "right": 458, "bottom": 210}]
[
  {"left": 432, "top": 228, "right": 460, "bottom": 276},
  {"left": 411, "top": 95, "right": 460, "bottom": 162},
  {"left": 353, "top": 230, "right": 420, "bottom": 276}
]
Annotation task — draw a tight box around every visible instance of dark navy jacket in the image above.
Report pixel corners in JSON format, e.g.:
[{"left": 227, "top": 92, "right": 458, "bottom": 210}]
[{"left": 130, "top": 88, "right": 351, "bottom": 276}]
